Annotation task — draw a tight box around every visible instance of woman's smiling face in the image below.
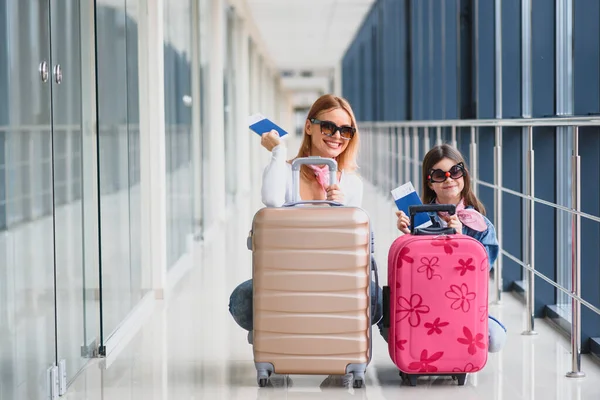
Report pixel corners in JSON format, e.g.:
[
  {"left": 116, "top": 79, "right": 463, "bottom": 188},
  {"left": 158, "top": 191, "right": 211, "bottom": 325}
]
[{"left": 305, "top": 108, "right": 352, "bottom": 158}]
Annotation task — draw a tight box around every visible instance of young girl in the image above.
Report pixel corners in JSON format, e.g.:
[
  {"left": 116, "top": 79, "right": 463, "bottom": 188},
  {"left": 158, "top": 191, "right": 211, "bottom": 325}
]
[{"left": 396, "top": 144, "right": 507, "bottom": 353}]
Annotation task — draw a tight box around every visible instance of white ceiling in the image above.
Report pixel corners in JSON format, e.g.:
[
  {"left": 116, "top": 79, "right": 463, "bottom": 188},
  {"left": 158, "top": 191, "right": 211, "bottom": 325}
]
[{"left": 246, "top": 0, "right": 375, "bottom": 91}]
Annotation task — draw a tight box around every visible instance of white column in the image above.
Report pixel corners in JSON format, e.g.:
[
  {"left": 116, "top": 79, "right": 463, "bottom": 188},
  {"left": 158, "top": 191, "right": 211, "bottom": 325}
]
[
  {"left": 248, "top": 43, "right": 262, "bottom": 199},
  {"left": 138, "top": 0, "right": 167, "bottom": 299},
  {"left": 333, "top": 62, "right": 343, "bottom": 96},
  {"left": 236, "top": 16, "right": 251, "bottom": 196},
  {"left": 191, "top": 0, "right": 203, "bottom": 235},
  {"left": 206, "top": 0, "right": 226, "bottom": 223}
]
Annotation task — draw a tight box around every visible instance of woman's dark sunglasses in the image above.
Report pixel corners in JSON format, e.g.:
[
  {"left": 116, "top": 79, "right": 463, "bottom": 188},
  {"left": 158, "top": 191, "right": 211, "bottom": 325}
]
[
  {"left": 310, "top": 118, "right": 356, "bottom": 140},
  {"left": 428, "top": 162, "right": 465, "bottom": 183}
]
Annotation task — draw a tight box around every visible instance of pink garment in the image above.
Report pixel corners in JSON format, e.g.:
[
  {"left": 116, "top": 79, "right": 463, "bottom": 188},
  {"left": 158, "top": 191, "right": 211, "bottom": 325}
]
[
  {"left": 309, "top": 164, "right": 331, "bottom": 194},
  {"left": 437, "top": 199, "right": 488, "bottom": 232}
]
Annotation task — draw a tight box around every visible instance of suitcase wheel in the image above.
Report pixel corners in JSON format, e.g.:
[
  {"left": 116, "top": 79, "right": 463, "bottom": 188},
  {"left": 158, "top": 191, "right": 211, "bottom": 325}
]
[
  {"left": 398, "top": 371, "right": 412, "bottom": 385},
  {"left": 257, "top": 370, "right": 271, "bottom": 387},
  {"left": 352, "top": 376, "right": 364, "bottom": 389},
  {"left": 400, "top": 372, "right": 417, "bottom": 386},
  {"left": 408, "top": 375, "right": 417, "bottom": 387},
  {"left": 456, "top": 373, "right": 467, "bottom": 386},
  {"left": 351, "top": 371, "right": 365, "bottom": 388}
]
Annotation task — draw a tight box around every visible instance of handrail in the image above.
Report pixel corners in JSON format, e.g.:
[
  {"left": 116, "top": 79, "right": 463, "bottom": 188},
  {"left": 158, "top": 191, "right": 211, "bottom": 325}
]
[
  {"left": 359, "top": 118, "right": 600, "bottom": 378},
  {"left": 501, "top": 249, "right": 600, "bottom": 316},
  {"left": 475, "top": 180, "right": 600, "bottom": 223},
  {"left": 361, "top": 116, "right": 600, "bottom": 128}
]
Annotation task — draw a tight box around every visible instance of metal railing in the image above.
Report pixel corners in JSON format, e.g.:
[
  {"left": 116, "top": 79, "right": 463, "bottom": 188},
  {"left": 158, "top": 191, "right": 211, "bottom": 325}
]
[{"left": 359, "top": 116, "right": 600, "bottom": 378}]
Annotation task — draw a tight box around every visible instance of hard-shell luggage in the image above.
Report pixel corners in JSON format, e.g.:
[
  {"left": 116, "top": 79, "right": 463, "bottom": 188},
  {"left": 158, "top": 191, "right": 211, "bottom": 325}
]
[
  {"left": 382, "top": 204, "right": 489, "bottom": 386},
  {"left": 249, "top": 157, "right": 376, "bottom": 388}
]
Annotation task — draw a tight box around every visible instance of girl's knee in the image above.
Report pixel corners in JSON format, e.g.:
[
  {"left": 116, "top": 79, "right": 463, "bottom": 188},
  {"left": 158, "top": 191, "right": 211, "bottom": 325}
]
[{"left": 488, "top": 316, "right": 507, "bottom": 353}]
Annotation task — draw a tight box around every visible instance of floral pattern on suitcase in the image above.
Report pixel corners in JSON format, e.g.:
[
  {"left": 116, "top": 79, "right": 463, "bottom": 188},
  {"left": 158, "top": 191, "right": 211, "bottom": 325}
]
[{"left": 387, "top": 233, "right": 489, "bottom": 375}]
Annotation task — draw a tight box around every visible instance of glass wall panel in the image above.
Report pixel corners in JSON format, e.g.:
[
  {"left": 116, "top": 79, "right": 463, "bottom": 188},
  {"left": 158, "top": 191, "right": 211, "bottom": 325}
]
[
  {"left": 51, "top": 0, "right": 102, "bottom": 385},
  {"left": 0, "top": 1, "right": 56, "bottom": 399},
  {"left": 96, "top": 0, "right": 143, "bottom": 340},
  {"left": 79, "top": 0, "right": 103, "bottom": 363},
  {"left": 164, "top": 0, "right": 193, "bottom": 268},
  {"left": 126, "top": 0, "right": 143, "bottom": 317}
]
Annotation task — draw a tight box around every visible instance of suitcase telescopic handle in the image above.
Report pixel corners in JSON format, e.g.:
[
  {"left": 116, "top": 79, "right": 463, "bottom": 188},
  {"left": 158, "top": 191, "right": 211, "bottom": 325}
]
[
  {"left": 290, "top": 157, "right": 338, "bottom": 203},
  {"left": 409, "top": 204, "right": 457, "bottom": 235}
]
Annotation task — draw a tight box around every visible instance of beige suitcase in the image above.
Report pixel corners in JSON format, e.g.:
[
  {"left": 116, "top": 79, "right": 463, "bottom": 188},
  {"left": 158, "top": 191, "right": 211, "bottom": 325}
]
[{"left": 249, "top": 157, "right": 374, "bottom": 388}]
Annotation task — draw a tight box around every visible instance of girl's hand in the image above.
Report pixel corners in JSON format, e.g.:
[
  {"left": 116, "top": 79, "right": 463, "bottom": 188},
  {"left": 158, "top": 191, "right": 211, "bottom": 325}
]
[
  {"left": 325, "top": 184, "right": 344, "bottom": 203},
  {"left": 396, "top": 210, "right": 411, "bottom": 234},
  {"left": 443, "top": 214, "right": 463, "bottom": 233},
  {"left": 260, "top": 130, "right": 281, "bottom": 152}
]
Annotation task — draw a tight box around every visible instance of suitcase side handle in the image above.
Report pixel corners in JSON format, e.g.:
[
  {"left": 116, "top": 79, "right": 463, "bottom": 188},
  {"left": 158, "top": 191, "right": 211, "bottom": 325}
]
[
  {"left": 382, "top": 285, "right": 390, "bottom": 328},
  {"left": 282, "top": 200, "right": 343, "bottom": 207},
  {"left": 291, "top": 157, "right": 338, "bottom": 202}
]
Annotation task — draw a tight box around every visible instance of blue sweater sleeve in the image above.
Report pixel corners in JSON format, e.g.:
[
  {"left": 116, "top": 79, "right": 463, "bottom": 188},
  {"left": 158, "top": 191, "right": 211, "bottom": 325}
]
[{"left": 464, "top": 216, "right": 499, "bottom": 267}]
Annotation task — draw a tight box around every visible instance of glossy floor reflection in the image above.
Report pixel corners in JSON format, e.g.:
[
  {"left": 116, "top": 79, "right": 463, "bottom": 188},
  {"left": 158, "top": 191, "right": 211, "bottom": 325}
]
[{"left": 65, "top": 182, "right": 600, "bottom": 400}]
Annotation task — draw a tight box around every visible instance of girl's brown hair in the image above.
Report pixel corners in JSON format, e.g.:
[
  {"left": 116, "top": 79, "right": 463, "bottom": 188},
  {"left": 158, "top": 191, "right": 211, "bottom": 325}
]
[
  {"left": 293, "top": 94, "right": 360, "bottom": 180},
  {"left": 421, "top": 144, "right": 486, "bottom": 215}
]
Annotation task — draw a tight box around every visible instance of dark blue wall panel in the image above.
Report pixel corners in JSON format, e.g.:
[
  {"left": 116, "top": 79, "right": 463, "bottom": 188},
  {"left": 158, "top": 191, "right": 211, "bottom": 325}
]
[
  {"left": 476, "top": 0, "right": 495, "bottom": 118},
  {"left": 432, "top": 1, "right": 442, "bottom": 120},
  {"left": 411, "top": 0, "right": 422, "bottom": 120},
  {"left": 0, "top": 1, "right": 6, "bottom": 230},
  {"left": 421, "top": 0, "right": 431, "bottom": 119},
  {"left": 497, "top": 0, "right": 522, "bottom": 290},
  {"left": 579, "top": 131, "right": 600, "bottom": 352},
  {"left": 501, "top": 128, "right": 524, "bottom": 291},
  {"left": 574, "top": 0, "right": 600, "bottom": 352},
  {"left": 531, "top": 0, "right": 557, "bottom": 315},
  {"left": 459, "top": 0, "right": 474, "bottom": 118},
  {"left": 531, "top": 0, "right": 555, "bottom": 118},
  {"left": 474, "top": 0, "right": 500, "bottom": 276},
  {"left": 444, "top": 0, "right": 459, "bottom": 119},
  {"left": 501, "top": 0, "right": 521, "bottom": 118}
]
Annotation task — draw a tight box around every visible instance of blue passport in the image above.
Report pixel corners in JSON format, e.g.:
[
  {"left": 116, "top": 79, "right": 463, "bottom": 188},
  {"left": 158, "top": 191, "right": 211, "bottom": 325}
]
[
  {"left": 391, "top": 182, "right": 432, "bottom": 229},
  {"left": 248, "top": 113, "right": 288, "bottom": 137}
]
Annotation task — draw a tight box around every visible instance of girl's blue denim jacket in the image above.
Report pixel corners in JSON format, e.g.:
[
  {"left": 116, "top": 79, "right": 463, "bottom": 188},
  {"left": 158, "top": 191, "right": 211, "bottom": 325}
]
[{"left": 427, "top": 207, "right": 499, "bottom": 268}]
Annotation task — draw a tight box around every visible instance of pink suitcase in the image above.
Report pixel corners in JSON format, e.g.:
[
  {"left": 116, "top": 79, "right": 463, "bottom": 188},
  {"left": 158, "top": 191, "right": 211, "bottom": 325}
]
[{"left": 382, "top": 204, "right": 489, "bottom": 386}]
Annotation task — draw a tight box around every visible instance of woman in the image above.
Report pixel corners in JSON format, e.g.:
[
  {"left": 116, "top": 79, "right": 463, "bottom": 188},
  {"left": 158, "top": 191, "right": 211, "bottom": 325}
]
[
  {"left": 228, "top": 94, "right": 383, "bottom": 385},
  {"left": 259, "top": 95, "right": 362, "bottom": 207}
]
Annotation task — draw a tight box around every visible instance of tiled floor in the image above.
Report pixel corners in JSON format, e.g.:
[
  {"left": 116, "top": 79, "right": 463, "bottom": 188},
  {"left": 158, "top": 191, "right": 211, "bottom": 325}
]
[{"left": 64, "top": 182, "right": 600, "bottom": 400}]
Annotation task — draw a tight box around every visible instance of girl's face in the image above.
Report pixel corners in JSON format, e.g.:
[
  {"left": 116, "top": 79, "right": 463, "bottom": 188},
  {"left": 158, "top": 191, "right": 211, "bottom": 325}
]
[
  {"left": 305, "top": 108, "right": 352, "bottom": 159},
  {"left": 427, "top": 157, "right": 465, "bottom": 203}
]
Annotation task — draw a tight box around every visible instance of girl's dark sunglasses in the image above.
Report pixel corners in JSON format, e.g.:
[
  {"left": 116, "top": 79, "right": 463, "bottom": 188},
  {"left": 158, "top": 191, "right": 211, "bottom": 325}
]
[
  {"left": 428, "top": 162, "right": 465, "bottom": 183},
  {"left": 309, "top": 118, "right": 355, "bottom": 140}
]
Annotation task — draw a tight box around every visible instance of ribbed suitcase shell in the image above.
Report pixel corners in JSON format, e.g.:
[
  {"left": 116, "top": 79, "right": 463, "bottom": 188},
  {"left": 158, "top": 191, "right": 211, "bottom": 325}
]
[
  {"left": 251, "top": 206, "right": 371, "bottom": 375},
  {"left": 387, "top": 233, "right": 489, "bottom": 375}
]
